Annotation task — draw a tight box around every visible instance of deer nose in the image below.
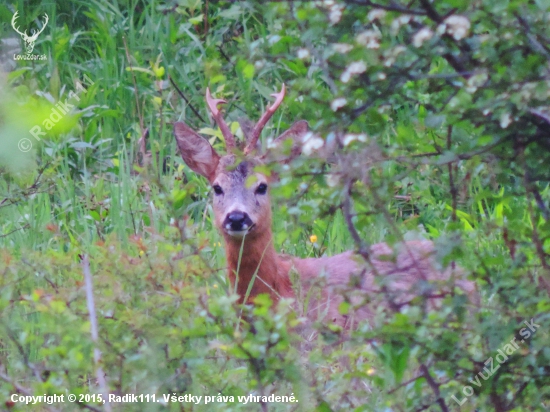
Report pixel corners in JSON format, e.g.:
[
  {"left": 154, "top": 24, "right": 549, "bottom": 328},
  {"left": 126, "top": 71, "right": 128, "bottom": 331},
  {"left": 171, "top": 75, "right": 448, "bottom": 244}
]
[{"left": 225, "top": 211, "right": 253, "bottom": 231}]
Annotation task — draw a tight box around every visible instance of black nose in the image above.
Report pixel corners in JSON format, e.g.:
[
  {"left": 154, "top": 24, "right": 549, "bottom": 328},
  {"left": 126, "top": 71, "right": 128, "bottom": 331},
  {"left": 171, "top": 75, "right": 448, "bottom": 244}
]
[{"left": 225, "top": 211, "right": 253, "bottom": 231}]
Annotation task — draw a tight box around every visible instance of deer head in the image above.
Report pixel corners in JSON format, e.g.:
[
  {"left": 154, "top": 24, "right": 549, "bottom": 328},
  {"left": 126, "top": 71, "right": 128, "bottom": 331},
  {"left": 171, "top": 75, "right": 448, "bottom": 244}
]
[
  {"left": 173, "top": 85, "right": 308, "bottom": 241},
  {"left": 11, "top": 11, "right": 49, "bottom": 55}
]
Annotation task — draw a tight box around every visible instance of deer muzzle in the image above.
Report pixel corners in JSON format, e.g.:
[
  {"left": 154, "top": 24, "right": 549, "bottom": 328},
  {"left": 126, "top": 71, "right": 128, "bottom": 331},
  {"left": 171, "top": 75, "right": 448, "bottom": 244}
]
[{"left": 224, "top": 211, "right": 254, "bottom": 237}]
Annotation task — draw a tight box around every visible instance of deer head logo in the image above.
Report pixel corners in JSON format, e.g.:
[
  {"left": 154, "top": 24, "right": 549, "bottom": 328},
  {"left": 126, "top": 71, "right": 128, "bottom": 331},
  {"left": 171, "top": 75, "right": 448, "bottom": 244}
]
[{"left": 11, "top": 11, "right": 49, "bottom": 55}]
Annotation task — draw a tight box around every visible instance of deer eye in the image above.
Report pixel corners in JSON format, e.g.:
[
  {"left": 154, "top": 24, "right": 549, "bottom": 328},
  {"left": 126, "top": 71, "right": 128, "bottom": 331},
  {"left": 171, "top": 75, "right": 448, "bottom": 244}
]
[
  {"left": 213, "top": 185, "right": 224, "bottom": 195},
  {"left": 255, "top": 183, "right": 268, "bottom": 195}
]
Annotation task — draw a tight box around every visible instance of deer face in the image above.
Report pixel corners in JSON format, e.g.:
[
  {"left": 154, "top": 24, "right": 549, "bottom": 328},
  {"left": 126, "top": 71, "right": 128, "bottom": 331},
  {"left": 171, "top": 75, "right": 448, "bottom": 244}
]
[
  {"left": 173, "top": 85, "right": 308, "bottom": 240},
  {"left": 210, "top": 157, "right": 271, "bottom": 238}
]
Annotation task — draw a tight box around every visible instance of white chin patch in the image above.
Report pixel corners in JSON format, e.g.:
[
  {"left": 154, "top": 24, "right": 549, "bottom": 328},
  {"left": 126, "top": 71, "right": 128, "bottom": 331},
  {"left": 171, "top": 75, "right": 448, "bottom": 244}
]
[
  {"left": 226, "top": 230, "right": 248, "bottom": 238},
  {"left": 225, "top": 224, "right": 249, "bottom": 237}
]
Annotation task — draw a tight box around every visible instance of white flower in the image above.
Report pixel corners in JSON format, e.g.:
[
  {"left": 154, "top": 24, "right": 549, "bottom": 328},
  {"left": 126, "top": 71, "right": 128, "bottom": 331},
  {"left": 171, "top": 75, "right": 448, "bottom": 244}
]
[
  {"left": 340, "top": 71, "right": 351, "bottom": 83},
  {"left": 343, "top": 135, "right": 355, "bottom": 146},
  {"left": 465, "top": 71, "right": 488, "bottom": 94},
  {"left": 340, "top": 61, "right": 367, "bottom": 83},
  {"left": 368, "top": 9, "right": 386, "bottom": 22},
  {"left": 333, "top": 43, "right": 353, "bottom": 53},
  {"left": 436, "top": 23, "right": 447, "bottom": 36},
  {"left": 478, "top": 34, "right": 490, "bottom": 43},
  {"left": 383, "top": 46, "right": 406, "bottom": 67},
  {"left": 377, "top": 72, "right": 386, "bottom": 80},
  {"left": 331, "top": 98, "right": 347, "bottom": 111},
  {"left": 254, "top": 60, "right": 265, "bottom": 70},
  {"left": 348, "top": 61, "right": 367, "bottom": 74},
  {"left": 297, "top": 48, "right": 310, "bottom": 59},
  {"left": 268, "top": 35, "right": 281, "bottom": 45},
  {"left": 377, "top": 104, "right": 391, "bottom": 114},
  {"left": 301, "top": 132, "right": 324, "bottom": 155},
  {"left": 391, "top": 14, "right": 412, "bottom": 35},
  {"left": 356, "top": 30, "right": 381, "bottom": 49},
  {"left": 325, "top": 173, "right": 340, "bottom": 187},
  {"left": 393, "top": 45, "right": 406, "bottom": 55},
  {"left": 342, "top": 133, "right": 367, "bottom": 146},
  {"left": 500, "top": 113, "right": 512, "bottom": 129},
  {"left": 443, "top": 15, "right": 470, "bottom": 40},
  {"left": 412, "top": 27, "right": 434, "bottom": 48},
  {"left": 328, "top": 4, "right": 344, "bottom": 25},
  {"left": 266, "top": 137, "right": 281, "bottom": 150}
]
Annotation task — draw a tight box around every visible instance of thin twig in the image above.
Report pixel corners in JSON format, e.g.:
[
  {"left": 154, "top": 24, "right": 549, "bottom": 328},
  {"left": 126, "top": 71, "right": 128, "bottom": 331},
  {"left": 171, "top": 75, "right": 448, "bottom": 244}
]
[
  {"left": 343, "top": 0, "right": 426, "bottom": 15},
  {"left": 387, "top": 375, "right": 425, "bottom": 394},
  {"left": 81, "top": 255, "right": 112, "bottom": 412},
  {"left": 137, "top": 127, "right": 150, "bottom": 167},
  {"left": 0, "top": 224, "right": 30, "bottom": 238},
  {"left": 529, "top": 108, "right": 550, "bottom": 125},
  {"left": 0, "top": 368, "right": 64, "bottom": 412},
  {"left": 418, "top": 0, "right": 471, "bottom": 76},
  {"left": 0, "top": 162, "right": 52, "bottom": 210},
  {"left": 518, "top": 142, "right": 550, "bottom": 296},
  {"left": 169, "top": 75, "right": 206, "bottom": 123},
  {"left": 343, "top": 180, "right": 370, "bottom": 261},
  {"left": 420, "top": 364, "right": 449, "bottom": 412},
  {"left": 217, "top": 45, "right": 234, "bottom": 66},
  {"left": 0, "top": 368, "right": 32, "bottom": 395},
  {"left": 446, "top": 125, "right": 457, "bottom": 223},
  {"left": 515, "top": 13, "right": 550, "bottom": 61}
]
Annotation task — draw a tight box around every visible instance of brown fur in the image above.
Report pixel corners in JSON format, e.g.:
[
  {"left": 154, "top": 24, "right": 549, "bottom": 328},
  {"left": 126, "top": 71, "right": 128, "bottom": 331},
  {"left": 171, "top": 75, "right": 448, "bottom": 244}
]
[{"left": 223, "top": 227, "right": 477, "bottom": 327}]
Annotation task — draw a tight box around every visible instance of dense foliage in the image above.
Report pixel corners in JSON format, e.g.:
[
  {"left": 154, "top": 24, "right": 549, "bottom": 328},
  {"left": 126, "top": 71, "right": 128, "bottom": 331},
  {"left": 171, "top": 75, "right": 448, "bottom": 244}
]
[{"left": 0, "top": 0, "right": 549, "bottom": 411}]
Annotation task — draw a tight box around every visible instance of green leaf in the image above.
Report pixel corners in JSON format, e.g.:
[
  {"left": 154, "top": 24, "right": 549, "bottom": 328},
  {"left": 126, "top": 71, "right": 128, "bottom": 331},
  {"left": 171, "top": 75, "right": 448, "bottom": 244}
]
[{"left": 242, "top": 63, "right": 255, "bottom": 79}]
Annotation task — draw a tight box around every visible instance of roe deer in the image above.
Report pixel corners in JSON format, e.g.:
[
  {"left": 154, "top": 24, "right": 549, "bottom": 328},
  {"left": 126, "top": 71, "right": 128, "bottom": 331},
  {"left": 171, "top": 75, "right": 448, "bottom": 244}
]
[{"left": 173, "top": 85, "right": 477, "bottom": 327}]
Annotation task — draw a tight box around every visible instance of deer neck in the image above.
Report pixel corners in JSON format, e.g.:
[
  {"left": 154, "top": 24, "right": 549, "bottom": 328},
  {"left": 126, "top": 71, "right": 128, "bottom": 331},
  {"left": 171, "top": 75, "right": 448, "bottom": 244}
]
[{"left": 223, "top": 229, "right": 294, "bottom": 304}]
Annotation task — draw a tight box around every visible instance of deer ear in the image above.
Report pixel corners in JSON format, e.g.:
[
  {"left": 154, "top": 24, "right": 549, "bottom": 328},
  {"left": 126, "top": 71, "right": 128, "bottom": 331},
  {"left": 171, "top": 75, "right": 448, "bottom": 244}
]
[
  {"left": 174, "top": 121, "right": 220, "bottom": 182},
  {"left": 266, "top": 120, "right": 309, "bottom": 162}
]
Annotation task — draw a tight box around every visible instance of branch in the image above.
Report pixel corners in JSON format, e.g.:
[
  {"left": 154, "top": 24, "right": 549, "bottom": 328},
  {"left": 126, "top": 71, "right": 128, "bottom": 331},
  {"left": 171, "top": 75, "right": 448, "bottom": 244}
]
[
  {"left": 515, "top": 13, "right": 550, "bottom": 61},
  {"left": 0, "top": 162, "right": 52, "bottom": 210},
  {"left": 446, "top": 125, "right": 457, "bottom": 223},
  {"left": 0, "top": 368, "right": 32, "bottom": 396},
  {"left": 169, "top": 75, "right": 206, "bottom": 123},
  {"left": 137, "top": 127, "right": 150, "bottom": 167},
  {"left": 0, "top": 367, "right": 63, "bottom": 412},
  {"left": 419, "top": 364, "right": 449, "bottom": 412},
  {"left": 81, "top": 255, "right": 112, "bottom": 412},
  {"left": 0, "top": 223, "right": 30, "bottom": 238},
  {"left": 342, "top": 0, "right": 426, "bottom": 15},
  {"left": 529, "top": 108, "right": 550, "bottom": 126},
  {"left": 417, "top": 0, "right": 472, "bottom": 76},
  {"left": 343, "top": 180, "right": 371, "bottom": 261},
  {"left": 520, "top": 149, "right": 550, "bottom": 297}
]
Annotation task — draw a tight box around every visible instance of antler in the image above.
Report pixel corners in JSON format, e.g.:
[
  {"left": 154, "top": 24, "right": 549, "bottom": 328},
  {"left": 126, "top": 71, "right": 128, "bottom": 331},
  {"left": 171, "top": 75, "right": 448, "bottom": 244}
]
[
  {"left": 206, "top": 88, "right": 236, "bottom": 152},
  {"left": 245, "top": 84, "right": 286, "bottom": 155},
  {"left": 30, "top": 13, "right": 49, "bottom": 40},
  {"left": 11, "top": 11, "right": 27, "bottom": 38}
]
